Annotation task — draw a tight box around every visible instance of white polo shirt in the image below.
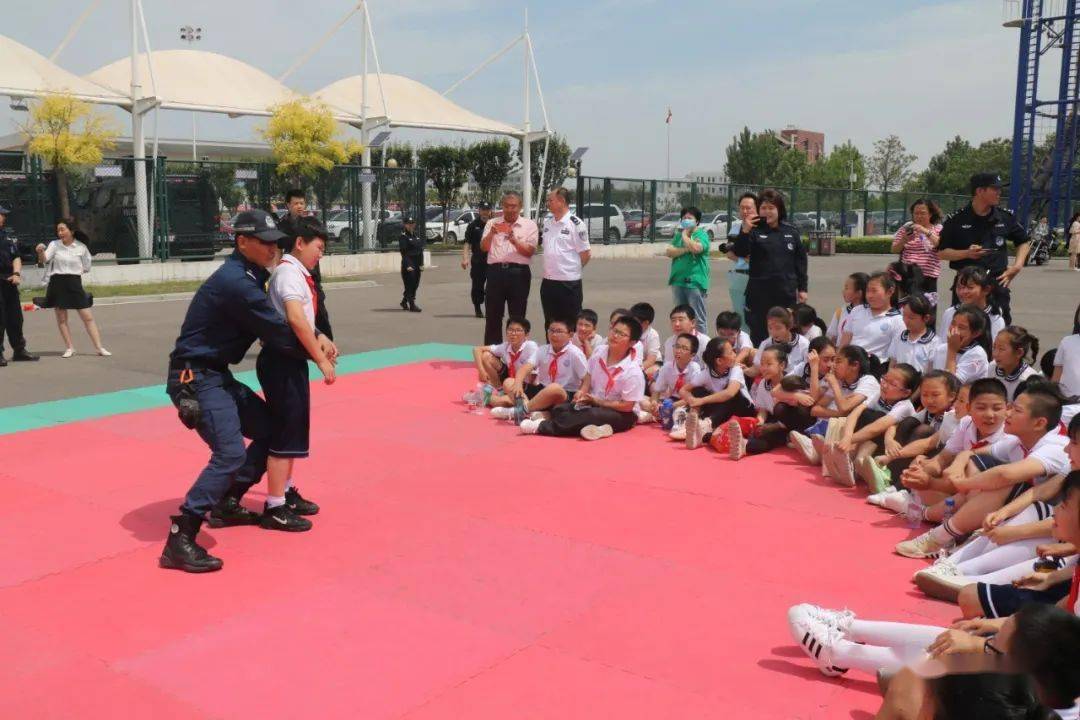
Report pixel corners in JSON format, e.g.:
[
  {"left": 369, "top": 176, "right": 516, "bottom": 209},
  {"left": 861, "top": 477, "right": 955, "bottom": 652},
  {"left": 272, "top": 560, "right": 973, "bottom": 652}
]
[
  {"left": 826, "top": 303, "right": 856, "bottom": 341},
  {"left": 690, "top": 364, "right": 752, "bottom": 403},
  {"left": 751, "top": 378, "right": 777, "bottom": 414},
  {"left": 987, "top": 431, "right": 1071, "bottom": 485},
  {"left": 887, "top": 328, "right": 939, "bottom": 371},
  {"left": 541, "top": 212, "right": 590, "bottom": 281},
  {"left": 594, "top": 339, "right": 645, "bottom": 368},
  {"left": 533, "top": 342, "right": 588, "bottom": 391},
  {"left": 944, "top": 416, "right": 1009, "bottom": 455},
  {"left": 268, "top": 254, "right": 316, "bottom": 331},
  {"left": 942, "top": 304, "right": 1006, "bottom": 343},
  {"left": 868, "top": 397, "right": 917, "bottom": 422},
  {"left": 937, "top": 410, "right": 961, "bottom": 446},
  {"left": 654, "top": 359, "right": 701, "bottom": 398},
  {"left": 753, "top": 334, "right": 810, "bottom": 376},
  {"left": 571, "top": 332, "right": 603, "bottom": 357},
  {"left": 987, "top": 361, "right": 1039, "bottom": 401},
  {"left": 587, "top": 350, "right": 646, "bottom": 403},
  {"left": 928, "top": 343, "right": 989, "bottom": 384},
  {"left": 487, "top": 340, "right": 539, "bottom": 378},
  {"left": 640, "top": 326, "right": 662, "bottom": 364},
  {"left": 837, "top": 374, "right": 881, "bottom": 410},
  {"left": 1054, "top": 334, "right": 1080, "bottom": 397},
  {"left": 663, "top": 331, "right": 710, "bottom": 364},
  {"left": 846, "top": 304, "right": 904, "bottom": 359}
]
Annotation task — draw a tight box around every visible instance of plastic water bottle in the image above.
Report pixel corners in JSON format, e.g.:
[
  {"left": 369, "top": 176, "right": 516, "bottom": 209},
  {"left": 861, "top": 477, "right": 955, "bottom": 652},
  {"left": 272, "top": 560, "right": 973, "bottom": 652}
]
[
  {"left": 510, "top": 396, "right": 527, "bottom": 424},
  {"left": 943, "top": 497, "right": 956, "bottom": 524},
  {"left": 659, "top": 398, "right": 675, "bottom": 430},
  {"left": 906, "top": 492, "right": 925, "bottom": 529},
  {"left": 480, "top": 383, "right": 494, "bottom": 408}
]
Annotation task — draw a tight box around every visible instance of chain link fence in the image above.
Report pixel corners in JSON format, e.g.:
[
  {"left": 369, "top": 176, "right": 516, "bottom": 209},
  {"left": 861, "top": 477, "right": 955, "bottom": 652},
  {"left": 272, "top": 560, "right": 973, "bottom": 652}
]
[{"left": 0, "top": 152, "right": 426, "bottom": 263}]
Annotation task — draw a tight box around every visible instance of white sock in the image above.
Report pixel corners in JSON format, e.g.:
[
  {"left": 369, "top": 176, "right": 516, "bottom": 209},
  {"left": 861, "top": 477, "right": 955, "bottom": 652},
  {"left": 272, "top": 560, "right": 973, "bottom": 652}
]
[
  {"left": 930, "top": 523, "right": 956, "bottom": 545},
  {"left": 955, "top": 538, "right": 1044, "bottom": 578},
  {"left": 948, "top": 533, "right": 994, "bottom": 564},
  {"left": 829, "top": 637, "right": 910, "bottom": 675},
  {"left": 968, "top": 558, "right": 1044, "bottom": 586},
  {"left": 285, "top": 478, "right": 295, "bottom": 492},
  {"left": 266, "top": 495, "right": 286, "bottom": 509},
  {"left": 847, "top": 619, "right": 945, "bottom": 649}
]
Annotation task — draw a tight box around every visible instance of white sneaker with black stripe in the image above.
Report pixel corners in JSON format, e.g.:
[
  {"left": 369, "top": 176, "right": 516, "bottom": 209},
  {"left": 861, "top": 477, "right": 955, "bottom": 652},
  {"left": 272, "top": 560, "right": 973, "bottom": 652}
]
[
  {"left": 788, "top": 603, "right": 856, "bottom": 637},
  {"left": 788, "top": 611, "right": 848, "bottom": 678}
]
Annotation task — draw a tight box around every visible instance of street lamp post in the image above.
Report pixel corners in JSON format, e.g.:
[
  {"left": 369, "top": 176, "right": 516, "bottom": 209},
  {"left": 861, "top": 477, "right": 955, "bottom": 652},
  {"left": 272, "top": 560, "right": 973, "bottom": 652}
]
[{"left": 179, "top": 25, "right": 202, "bottom": 161}]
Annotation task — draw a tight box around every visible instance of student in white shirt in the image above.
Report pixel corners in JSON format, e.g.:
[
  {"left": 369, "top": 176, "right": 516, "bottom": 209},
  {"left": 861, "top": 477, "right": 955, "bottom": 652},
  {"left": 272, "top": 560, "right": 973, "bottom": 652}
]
[
  {"left": 257, "top": 224, "right": 337, "bottom": 531},
  {"left": 678, "top": 337, "right": 754, "bottom": 449},
  {"left": 662, "top": 304, "right": 710, "bottom": 364},
  {"left": 928, "top": 304, "right": 991, "bottom": 384},
  {"left": 490, "top": 318, "right": 587, "bottom": 418},
  {"left": 825, "top": 272, "right": 868, "bottom": 341},
  {"left": 642, "top": 332, "right": 700, "bottom": 421},
  {"left": 886, "top": 294, "right": 938, "bottom": 372},
  {"left": 1052, "top": 303, "right": 1080, "bottom": 397},
  {"left": 539, "top": 187, "right": 590, "bottom": 329},
  {"left": 840, "top": 271, "right": 904, "bottom": 371},
  {"left": 941, "top": 266, "right": 1007, "bottom": 342},
  {"left": 793, "top": 303, "right": 826, "bottom": 343},
  {"left": 595, "top": 308, "right": 646, "bottom": 368},
  {"left": 34, "top": 218, "right": 109, "bottom": 358},
  {"left": 988, "top": 326, "right": 1041, "bottom": 401},
  {"left": 748, "top": 306, "right": 809, "bottom": 378},
  {"left": 520, "top": 315, "right": 646, "bottom": 440},
  {"left": 631, "top": 302, "right": 664, "bottom": 381},
  {"left": 899, "top": 386, "right": 1070, "bottom": 560},
  {"left": 472, "top": 317, "right": 539, "bottom": 403},
  {"left": 571, "top": 309, "right": 603, "bottom": 359},
  {"left": 714, "top": 310, "right": 754, "bottom": 366}
]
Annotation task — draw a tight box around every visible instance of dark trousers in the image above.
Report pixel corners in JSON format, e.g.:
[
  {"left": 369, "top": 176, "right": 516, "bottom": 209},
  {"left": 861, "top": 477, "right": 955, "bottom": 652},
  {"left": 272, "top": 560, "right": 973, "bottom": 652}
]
[
  {"left": 166, "top": 368, "right": 270, "bottom": 517},
  {"left": 538, "top": 402, "right": 636, "bottom": 437},
  {"left": 484, "top": 263, "right": 531, "bottom": 345},
  {"left": 470, "top": 259, "right": 487, "bottom": 309},
  {"left": 401, "top": 260, "right": 421, "bottom": 302},
  {"left": 745, "top": 278, "right": 796, "bottom": 346},
  {"left": 772, "top": 402, "right": 817, "bottom": 434},
  {"left": 690, "top": 386, "right": 755, "bottom": 427},
  {"left": 746, "top": 413, "right": 788, "bottom": 455},
  {"left": 540, "top": 278, "right": 584, "bottom": 329},
  {"left": 886, "top": 417, "right": 937, "bottom": 482},
  {"left": 0, "top": 278, "right": 26, "bottom": 353}
]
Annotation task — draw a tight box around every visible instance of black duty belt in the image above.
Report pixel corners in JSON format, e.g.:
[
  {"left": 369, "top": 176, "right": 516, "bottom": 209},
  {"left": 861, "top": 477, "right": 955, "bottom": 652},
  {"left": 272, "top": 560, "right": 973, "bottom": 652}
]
[{"left": 170, "top": 358, "right": 227, "bottom": 373}]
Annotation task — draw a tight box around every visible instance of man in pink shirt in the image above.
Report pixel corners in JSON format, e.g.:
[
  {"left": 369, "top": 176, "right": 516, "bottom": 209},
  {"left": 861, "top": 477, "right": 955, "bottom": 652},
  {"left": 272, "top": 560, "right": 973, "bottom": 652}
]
[{"left": 481, "top": 191, "right": 539, "bottom": 344}]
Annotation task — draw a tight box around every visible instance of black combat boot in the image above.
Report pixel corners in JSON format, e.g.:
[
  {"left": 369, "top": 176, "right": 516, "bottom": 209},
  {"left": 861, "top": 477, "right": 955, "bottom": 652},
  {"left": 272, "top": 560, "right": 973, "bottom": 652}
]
[
  {"left": 159, "top": 513, "right": 223, "bottom": 573},
  {"left": 207, "top": 483, "right": 261, "bottom": 528}
]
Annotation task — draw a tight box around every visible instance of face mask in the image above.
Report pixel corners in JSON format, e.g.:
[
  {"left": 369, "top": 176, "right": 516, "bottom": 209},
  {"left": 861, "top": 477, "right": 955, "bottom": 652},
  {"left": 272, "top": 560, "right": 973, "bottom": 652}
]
[{"left": 679, "top": 218, "right": 696, "bottom": 229}]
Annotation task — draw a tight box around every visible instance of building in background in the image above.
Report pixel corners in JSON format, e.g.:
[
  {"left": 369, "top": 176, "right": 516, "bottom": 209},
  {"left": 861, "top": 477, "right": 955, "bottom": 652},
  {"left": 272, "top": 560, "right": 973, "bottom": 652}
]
[{"left": 776, "top": 126, "right": 825, "bottom": 163}]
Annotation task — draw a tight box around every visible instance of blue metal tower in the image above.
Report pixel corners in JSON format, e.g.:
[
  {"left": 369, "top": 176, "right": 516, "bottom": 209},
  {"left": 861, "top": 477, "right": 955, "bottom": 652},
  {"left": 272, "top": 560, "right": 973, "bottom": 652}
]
[{"left": 1007, "top": 0, "right": 1080, "bottom": 230}]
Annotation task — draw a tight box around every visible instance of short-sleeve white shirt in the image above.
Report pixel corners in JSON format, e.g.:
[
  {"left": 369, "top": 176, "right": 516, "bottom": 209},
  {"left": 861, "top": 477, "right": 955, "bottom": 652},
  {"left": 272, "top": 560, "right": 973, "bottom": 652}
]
[
  {"left": 654, "top": 359, "right": 701, "bottom": 398},
  {"left": 988, "top": 431, "right": 1071, "bottom": 485},
  {"left": 541, "top": 212, "right": 591, "bottom": 281},
  {"left": 268, "top": 254, "right": 315, "bottom": 331},
  {"left": 987, "top": 361, "right": 1039, "bottom": 401},
  {"left": 943, "top": 416, "right": 1008, "bottom": 455},
  {"left": 753, "top": 334, "right": 810, "bottom": 376},
  {"left": 663, "top": 331, "right": 710, "bottom": 364},
  {"left": 751, "top": 378, "right": 777, "bottom": 414},
  {"left": 1054, "top": 334, "right": 1080, "bottom": 397},
  {"left": 887, "top": 329, "right": 939, "bottom": 371},
  {"left": 929, "top": 343, "right": 990, "bottom": 384},
  {"left": 690, "top": 364, "right": 752, "bottom": 402},
  {"left": 534, "top": 342, "right": 588, "bottom": 390},
  {"left": 487, "top": 340, "right": 539, "bottom": 378},
  {"left": 942, "top": 304, "right": 1006, "bottom": 343},
  {"left": 587, "top": 350, "right": 646, "bottom": 403},
  {"left": 847, "top": 304, "right": 905, "bottom": 358}
]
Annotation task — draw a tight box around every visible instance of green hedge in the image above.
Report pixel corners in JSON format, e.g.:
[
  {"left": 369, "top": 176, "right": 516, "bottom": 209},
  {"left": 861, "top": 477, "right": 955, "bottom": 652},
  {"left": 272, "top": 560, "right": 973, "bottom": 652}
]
[{"left": 835, "top": 237, "right": 893, "bottom": 254}]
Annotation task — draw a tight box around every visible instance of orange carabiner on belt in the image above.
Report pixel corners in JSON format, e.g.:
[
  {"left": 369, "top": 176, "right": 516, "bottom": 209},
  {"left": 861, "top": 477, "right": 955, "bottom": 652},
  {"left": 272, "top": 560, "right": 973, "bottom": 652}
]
[{"left": 179, "top": 368, "right": 194, "bottom": 384}]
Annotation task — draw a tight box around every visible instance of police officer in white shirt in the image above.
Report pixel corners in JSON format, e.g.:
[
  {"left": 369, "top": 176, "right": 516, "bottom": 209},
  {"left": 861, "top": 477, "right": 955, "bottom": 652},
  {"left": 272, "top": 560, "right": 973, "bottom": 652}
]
[{"left": 540, "top": 187, "right": 591, "bottom": 328}]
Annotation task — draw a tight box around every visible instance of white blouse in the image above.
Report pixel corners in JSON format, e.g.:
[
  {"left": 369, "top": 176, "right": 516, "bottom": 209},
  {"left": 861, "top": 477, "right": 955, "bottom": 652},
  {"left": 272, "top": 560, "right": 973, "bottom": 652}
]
[{"left": 44, "top": 239, "right": 92, "bottom": 278}]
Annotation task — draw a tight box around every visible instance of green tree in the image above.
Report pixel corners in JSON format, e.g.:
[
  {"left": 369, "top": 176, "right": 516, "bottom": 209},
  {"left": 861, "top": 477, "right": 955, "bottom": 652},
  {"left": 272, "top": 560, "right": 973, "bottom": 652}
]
[
  {"left": 418, "top": 144, "right": 468, "bottom": 239},
  {"left": 724, "top": 127, "right": 782, "bottom": 186},
  {"left": 809, "top": 140, "right": 866, "bottom": 189},
  {"left": 773, "top": 149, "right": 810, "bottom": 187},
  {"left": 261, "top": 98, "right": 360, "bottom": 186},
  {"left": 913, "top": 136, "right": 1013, "bottom": 196},
  {"left": 24, "top": 93, "right": 119, "bottom": 218},
  {"left": 867, "top": 134, "right": 916, "bottom": 192},
  {"left": 467, "top": 139, "right": 515, "bottom": 203},
  {"left": 524, "top": 133, "right": 573, "bottom": 204}
]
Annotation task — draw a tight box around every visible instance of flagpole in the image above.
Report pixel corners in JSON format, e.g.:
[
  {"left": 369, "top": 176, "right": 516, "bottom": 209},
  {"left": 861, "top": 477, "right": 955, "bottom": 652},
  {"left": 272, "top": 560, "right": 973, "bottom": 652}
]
[{"left": 665, "top": 107, "right": 671, "bottom": 180}]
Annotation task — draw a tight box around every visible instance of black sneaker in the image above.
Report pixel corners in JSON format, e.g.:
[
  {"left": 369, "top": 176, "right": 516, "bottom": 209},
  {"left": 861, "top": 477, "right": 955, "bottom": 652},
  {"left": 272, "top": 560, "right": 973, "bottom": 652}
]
[
  {"left": 0, "top": 355, "right": 7, "bottom": 367},
  {"left": 207, "top": 496, "right": 261, "bottom": 527},
  {"left": 258, "top": 503, "right": 312, "bottom": 532},
  {"left": 285, "top": 486, "right": 320, "bottom": 515},
  {"left": 11, "top": 350, "right": 39, "bottom": 362}
]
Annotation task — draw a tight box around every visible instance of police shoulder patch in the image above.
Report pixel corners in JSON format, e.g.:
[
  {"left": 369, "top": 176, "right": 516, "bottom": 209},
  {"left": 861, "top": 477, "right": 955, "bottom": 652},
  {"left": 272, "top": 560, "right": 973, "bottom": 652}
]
[{"left": 570, "top": 215, "right": 583, "bottom": 225}]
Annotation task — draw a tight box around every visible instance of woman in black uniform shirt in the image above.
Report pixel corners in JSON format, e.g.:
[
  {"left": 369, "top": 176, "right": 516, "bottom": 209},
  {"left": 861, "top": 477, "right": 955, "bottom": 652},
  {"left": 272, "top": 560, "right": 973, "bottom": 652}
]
[{"left": 732, "top": 188, "right": 809, "bottom": 345}]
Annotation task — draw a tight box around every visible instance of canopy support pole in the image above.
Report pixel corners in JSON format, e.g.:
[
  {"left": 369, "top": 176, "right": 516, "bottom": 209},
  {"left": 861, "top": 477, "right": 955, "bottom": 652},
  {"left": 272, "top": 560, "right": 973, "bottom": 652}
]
[
  {"left": 360, "top": 0, "right": 373, "bottom": 249},
  {"left": 522, "top": 10, "right": 531, "bottom": 218},
  {"left": 130, "top": 0, "right": 151, "bottom": 259}
]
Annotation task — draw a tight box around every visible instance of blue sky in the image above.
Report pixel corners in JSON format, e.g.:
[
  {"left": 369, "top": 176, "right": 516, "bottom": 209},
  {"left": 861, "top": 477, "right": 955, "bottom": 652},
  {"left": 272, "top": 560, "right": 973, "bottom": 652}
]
[{"left": 2, "top": 0, "right": 1021, "bottom": 179}]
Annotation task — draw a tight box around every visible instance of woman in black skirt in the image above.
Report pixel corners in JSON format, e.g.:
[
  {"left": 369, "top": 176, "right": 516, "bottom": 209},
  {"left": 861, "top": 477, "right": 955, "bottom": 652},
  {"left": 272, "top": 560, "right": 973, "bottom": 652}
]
[{"left": 35, "top": 218, "right": 109, "bottom": 358}]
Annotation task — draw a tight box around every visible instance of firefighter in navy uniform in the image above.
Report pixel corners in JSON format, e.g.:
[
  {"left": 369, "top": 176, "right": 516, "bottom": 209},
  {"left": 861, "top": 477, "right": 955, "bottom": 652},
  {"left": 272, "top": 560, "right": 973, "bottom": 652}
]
[
  {"left": 399, "top": 215, "right": 424, "bottom": 312},
  {"left": 462, "top": 201, "right": 494, "bottom": 318},
  {"left": 731, "top": 188, "right": 809, "bottom": 345},
  {"left": 937, "top": 173, "right": 1030, "bottom": 325},
  {"left": 160, "top": 209, "right": 337, "bottom": 573},
  {"left": 0, "top": 206, "right": 38, "bottom": 365}
]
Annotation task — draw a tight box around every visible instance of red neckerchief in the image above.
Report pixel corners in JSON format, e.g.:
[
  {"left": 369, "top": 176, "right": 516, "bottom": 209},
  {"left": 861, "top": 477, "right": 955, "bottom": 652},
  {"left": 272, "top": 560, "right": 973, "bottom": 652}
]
[
  {"left": 305, "top": 274, "right": 318, "bottom": 316},
  {"left": 548, "top": 347, "right": 566, "bottom": 383},
  {"left": 674, "top": 365, "right": 690, "bottom": 394},
  {"left": 598, "top": 358, "right": 622, "bottom": 395},
  {"left": 508, "top": 346, "right": 523, "bottom": 377}
]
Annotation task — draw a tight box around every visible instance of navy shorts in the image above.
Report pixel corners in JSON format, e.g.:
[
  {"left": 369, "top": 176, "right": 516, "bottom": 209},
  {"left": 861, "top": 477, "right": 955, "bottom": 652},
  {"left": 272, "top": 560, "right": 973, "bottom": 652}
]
[
  {"left": 255, "top": 349, "right": 310, "bottom": 458},
  {"left": 971, "top": 454, "right": 1008, "bottom": 472},
  {"left": 524, "top": 383, "right": 544, "bottom": 400},
  {"left": 976, "top": 577, "right": 1070, "bottom": 618}
]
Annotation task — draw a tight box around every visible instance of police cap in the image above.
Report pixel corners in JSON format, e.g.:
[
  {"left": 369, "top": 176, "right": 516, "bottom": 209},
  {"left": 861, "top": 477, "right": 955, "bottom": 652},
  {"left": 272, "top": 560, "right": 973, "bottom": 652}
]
[
  {"left": 477, "top": 201, "right": 492, "bottom": 211},
  {"left": 233, "top": 209, "right": 286, "bottom": 243},
  {"left": 970, "top": 172, "right": 1003, "bottom": 194},
  {"left": 403, "top": 215, "right": 416, "bottom": 224},
  {"left": 0, "top": 205, "right": 10, "bottom": 215}
]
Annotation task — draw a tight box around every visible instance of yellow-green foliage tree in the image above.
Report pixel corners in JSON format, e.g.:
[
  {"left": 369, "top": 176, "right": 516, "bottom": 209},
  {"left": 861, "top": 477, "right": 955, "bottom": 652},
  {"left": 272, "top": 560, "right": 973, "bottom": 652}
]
[
  {"left": 261, "top": 99, "right": 360, "bottom": 191},
  {"left": 24, "top": 93, "right": 118, "bottom": 218}
]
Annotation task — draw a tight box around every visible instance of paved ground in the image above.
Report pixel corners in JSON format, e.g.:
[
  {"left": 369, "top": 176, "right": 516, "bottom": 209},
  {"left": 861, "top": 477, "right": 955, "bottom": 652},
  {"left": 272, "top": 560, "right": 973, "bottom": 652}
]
[{"left": 3, "top": 253, "right": 1077, "bottom": 407}]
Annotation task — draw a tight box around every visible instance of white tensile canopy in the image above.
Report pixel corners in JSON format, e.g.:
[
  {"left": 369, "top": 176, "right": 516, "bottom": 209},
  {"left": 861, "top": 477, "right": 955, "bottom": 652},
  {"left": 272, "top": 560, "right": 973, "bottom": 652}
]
[
  {"left": 314, "top": 73, "right": 523, "bottom": 137},
  {"left": 0, "top": 34, "right": 128, "bottom": 106}
]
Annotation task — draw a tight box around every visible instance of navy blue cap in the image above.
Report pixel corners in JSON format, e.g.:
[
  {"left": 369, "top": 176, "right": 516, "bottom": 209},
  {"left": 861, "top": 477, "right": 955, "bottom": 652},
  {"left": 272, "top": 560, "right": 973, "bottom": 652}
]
[
  {"left": 233, "top": 209, "right": 285, "bottom": 243},
  {"left": 0, "top": 205, "right": 10, "bottom": 215},
  {"left": 970, "top": 172, "right": 1002, "bottom": 194},
  {"left": 477, "top": 201, "right": 493, "bottom": 211}
]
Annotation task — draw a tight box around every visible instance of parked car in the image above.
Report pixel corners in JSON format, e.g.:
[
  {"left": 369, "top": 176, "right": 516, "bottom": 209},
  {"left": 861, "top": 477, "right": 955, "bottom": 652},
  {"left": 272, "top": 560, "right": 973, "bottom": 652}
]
[
  {"left": 791, "top": 212, "right": 829, "bottom": 233},
  {"left": 625, "top": 210, "right": 651, "bottom": 237},
  {"left": 698, "top": 211, "right": 730, "bottom": 241},
  {"left": 324, "top": 209, "right": 391, "bottom": 247},
  {"left": 564, "top": 204, "right": 626, "bottom": 242},
  {"left": 653, "top": 212, "right": 682, "bottom": 238},
  {"left": 425, "top": 208, "right": 479, "bottom": 242}
]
